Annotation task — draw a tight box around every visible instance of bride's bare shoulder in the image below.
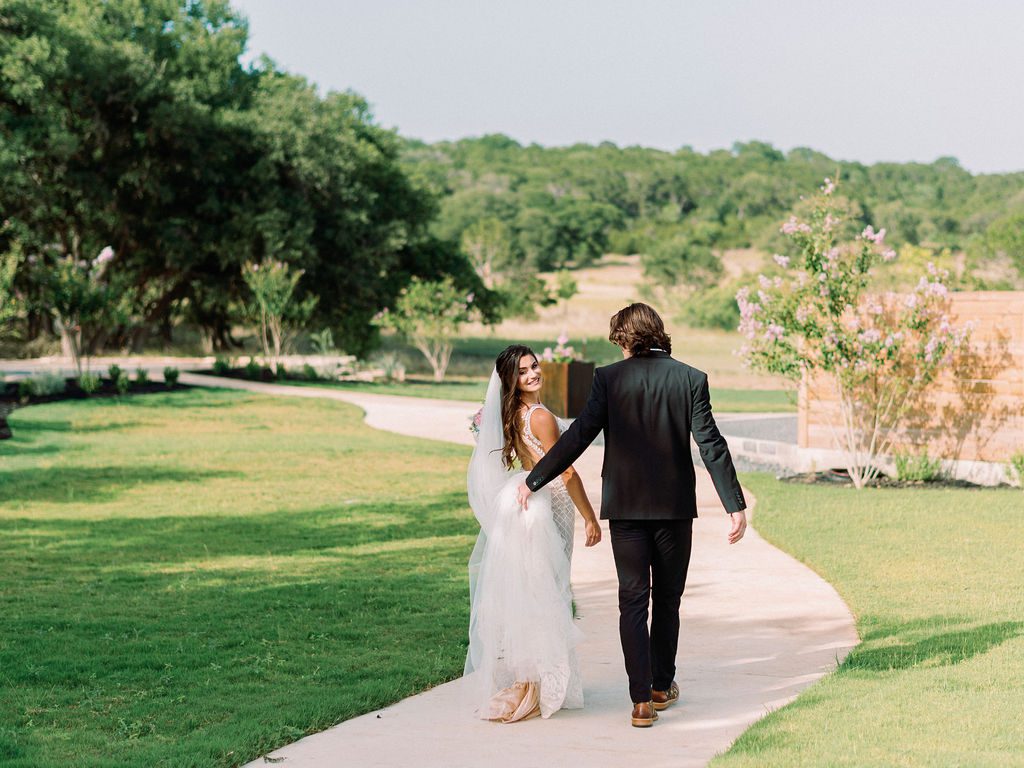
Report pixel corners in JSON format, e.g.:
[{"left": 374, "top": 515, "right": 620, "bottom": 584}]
[{"left": 529, "top": 406, "right": 559, "bottom": 440}]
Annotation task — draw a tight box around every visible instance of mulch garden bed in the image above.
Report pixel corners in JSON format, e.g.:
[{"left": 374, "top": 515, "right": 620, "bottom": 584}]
[{"left": 781, "top": 468, "right": 992, "bottom": 490}]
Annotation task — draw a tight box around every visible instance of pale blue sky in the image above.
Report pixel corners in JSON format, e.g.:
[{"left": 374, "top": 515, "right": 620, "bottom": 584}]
[{"left": 232, "top": 0, "right": 1024, "bottom": 174}]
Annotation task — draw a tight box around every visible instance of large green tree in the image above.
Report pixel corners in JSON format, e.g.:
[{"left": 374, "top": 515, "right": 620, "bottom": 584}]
[{"left": 1, "top": 0, "right": 482, "bottom": 356}]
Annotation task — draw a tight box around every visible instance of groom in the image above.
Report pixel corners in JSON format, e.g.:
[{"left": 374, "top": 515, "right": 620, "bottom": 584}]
[{"left": 517, "top": 302, "right": 747, "bottom": 727}]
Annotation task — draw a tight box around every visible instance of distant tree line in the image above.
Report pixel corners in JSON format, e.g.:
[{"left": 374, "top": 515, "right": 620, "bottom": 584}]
[{"left": 403, "top": 135, "right": 1024, "bottom": 294}]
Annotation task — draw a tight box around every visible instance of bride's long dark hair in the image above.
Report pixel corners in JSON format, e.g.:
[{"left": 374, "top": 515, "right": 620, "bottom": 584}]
[{"left": 495, "top": 344, "right": 538, "bottom": 470}]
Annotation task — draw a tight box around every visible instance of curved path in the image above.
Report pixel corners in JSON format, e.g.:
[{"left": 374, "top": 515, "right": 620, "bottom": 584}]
[{"left": 179, "top": 374, "right": 857, "bottom": 768}]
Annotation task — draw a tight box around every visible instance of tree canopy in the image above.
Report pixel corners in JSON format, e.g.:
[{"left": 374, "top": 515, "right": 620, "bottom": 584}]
[{"left": 0, "top": 0, "right": 483, "bottom": 354}]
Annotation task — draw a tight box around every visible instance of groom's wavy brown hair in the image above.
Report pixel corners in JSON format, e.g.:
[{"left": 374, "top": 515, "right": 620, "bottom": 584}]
[
  {"left": 495, "top": 344, "right": 538, "bottom": 470},
  {"left": 609, "top": 303, "right": 672, "bottom": 356}
]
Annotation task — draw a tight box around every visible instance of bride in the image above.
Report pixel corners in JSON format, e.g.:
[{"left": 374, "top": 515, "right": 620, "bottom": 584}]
[{"left": 464, "top": 344, "right": 601, "bottom": 723}]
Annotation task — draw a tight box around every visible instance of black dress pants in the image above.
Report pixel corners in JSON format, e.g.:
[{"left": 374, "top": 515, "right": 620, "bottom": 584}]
[{"left": 609, "top": 518, "right": 693, "bottom": 703}]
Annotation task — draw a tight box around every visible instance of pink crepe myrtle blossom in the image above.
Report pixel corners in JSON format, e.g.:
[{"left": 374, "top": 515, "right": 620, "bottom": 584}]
[
  {"left": 92, "top": 246, "right": 114, "bottom": 268},
  {"left": 823, "top": 213, "right": 839, "bottom": 232},
  {"left": 764, "top": 323, "right": 785, "bottom": 342},
  {"left": 821, "top": 177, "right": 835, "bottom": 195},
  {"left": 773, "top": 254, "right": 790, "bottom": 268},
  {"left": 557, "top": 332, "right": 569, "bottom": 346},
  {"left": 542, "top": 347, "right": 554, "bottom": 362},
  {"left": 795, "top": 305, "right": 811, "bottom": 324},
  {"left": 466, "top": 292, "right": 475, "bottom": 304},
  {"left": 781, "top": 216, "right": 812, "bottom": 235},
  {"left": 881, "top": 248, "right": 897, "bottom": 262},
  {"left": 861, "top": 226, "right": 886, "bottom": 244}
]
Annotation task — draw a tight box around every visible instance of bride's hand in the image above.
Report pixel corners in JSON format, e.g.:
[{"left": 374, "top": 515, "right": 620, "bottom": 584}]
[{"left": 584, "top": 518, "right": 602, "bottom": 547}]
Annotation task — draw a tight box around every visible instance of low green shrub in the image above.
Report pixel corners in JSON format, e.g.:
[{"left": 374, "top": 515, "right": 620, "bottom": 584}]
[
  {"left": 302, "top": 363, "right": 319, "bottom": 381},
  {"left": 135, "top": 367, "right": 149, "bottom": 385},
  {"left": 19, "top": 372, "right": 67, "bottom": 399},
  {"left": 212, "top": 357, "right": 233, "bottom": 376},
  {"left": 107, "top": 364, "right": 123, "bottom": 383},
  {"left": 894, "top": 450, "right": 944, "bottom": 482},
  {"left": 114, "top": 373, "right": 130, "bottom": 396},
  {"left": 79, "top": 372, "right": 101, "bottom": 395},
  {"left": 244, "top": 358, "right": 262, "bottom": 380},
  {"left": 310, "top": 327, "right": 336, "bottom": 355},
  {"left": 163, "top": 367, "right": 180, "bottom": 387},
  {"left": 1007, "top": 451, "right": 1024, "bottom": 489},
  {"left": 374, "top": 352, "right": 406, "bottom": 383}
]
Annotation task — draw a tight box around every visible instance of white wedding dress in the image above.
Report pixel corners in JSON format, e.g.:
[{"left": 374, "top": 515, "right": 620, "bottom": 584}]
[{"left": 464, "top": 372, "right": 584, "bottom": 721}]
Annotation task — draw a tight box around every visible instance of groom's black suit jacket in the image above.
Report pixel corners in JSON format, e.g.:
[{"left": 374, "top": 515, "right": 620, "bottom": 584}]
[{"left": 525, "top": 350, "right": 746, "bottom": 519}]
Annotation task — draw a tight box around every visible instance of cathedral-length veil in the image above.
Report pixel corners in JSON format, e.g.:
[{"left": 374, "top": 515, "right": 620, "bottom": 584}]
[{"left": 464, "top": 370, "right": 583, "bottom": 720}]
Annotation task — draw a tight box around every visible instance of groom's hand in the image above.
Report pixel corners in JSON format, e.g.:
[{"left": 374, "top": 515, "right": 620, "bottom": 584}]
[
  {"left": 516, "top": 483, "right": 532, "bottom": 510},
  {"left": 728, "top": 510, "right": 747, "bottom": 544}
]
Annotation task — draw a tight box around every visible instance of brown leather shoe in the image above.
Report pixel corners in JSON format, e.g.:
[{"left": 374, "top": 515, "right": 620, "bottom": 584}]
[
  {"left": 630, "top": 701, "right": 658, "bottom": 727},
  {"left": 652, "top": 681, "right": 679, "bottom": 711}
]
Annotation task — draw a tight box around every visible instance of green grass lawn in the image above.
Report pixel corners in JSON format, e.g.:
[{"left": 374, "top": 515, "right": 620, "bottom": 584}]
[
  {"left": 0, "top": 391, "right": 476, "bottom": 767},
  {"left": 283, "top": 377, "right": 489, "bottom": 402},
  {"left": 280, "top": 377, "right": 795, "bottom": 412},
  {"left": 714, "top": 476, "right": 1024, "bottom": 767}
]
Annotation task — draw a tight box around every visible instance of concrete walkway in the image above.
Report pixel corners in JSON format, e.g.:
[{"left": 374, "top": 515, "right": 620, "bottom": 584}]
[{"left": 181, "top": 374, "right": 858, "bottom": 768}]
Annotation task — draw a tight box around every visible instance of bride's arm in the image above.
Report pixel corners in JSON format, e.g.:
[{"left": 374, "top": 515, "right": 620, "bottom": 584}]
[{"left": 529, "top": 409, "right": 602, "bottom": 547}]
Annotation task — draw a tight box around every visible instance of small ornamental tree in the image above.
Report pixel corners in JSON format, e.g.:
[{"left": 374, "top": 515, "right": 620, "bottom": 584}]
[
  {"left": 41, "top": 246, "right": 118, "bottom": 377},
  {"left": 738, "top": 180, "right": 971, "bottom": 488},
  {"left": 374, "top": 277, "right": 477, "bottom": 382},
  {"left": 243, "top": 260, "right": 317, "bottom": 376}
]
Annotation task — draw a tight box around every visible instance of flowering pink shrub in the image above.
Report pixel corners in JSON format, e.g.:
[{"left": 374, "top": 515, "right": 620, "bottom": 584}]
[
  {"left": 738, "top": 181, "right": 971, "bottom": 487},
  {"left": 542, "top": 331, "right": 579, "bottom": 363}
]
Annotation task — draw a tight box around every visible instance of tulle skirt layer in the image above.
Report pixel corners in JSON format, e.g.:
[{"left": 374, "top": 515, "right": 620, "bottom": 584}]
[{"left": 464, "top": 471, "right": 583, "bottom": 719}]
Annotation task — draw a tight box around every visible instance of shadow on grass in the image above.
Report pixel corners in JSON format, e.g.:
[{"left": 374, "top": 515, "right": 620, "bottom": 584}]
[
  {"left": 0, "top": 441, "right": 69, "bottom": 458},
  {"left": 6, "top": 416, "right": 144, "bottom": 434},
  {"left": 0, "top": 465, "right": 244, "bottom": 505},
  {"left": 842, "top": 616, "right": 1024, "bottom": 672},
  {"left": 0, "top": 492, "right": 473, "bottom": 559}
]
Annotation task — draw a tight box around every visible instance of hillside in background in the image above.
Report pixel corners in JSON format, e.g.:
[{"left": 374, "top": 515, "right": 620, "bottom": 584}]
[
  {"left": 404, "top": 135, "right": 1024, "bottom": 260},
  {"left": 405, "top": 136, "right": 1024, "bottom": 341}
]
